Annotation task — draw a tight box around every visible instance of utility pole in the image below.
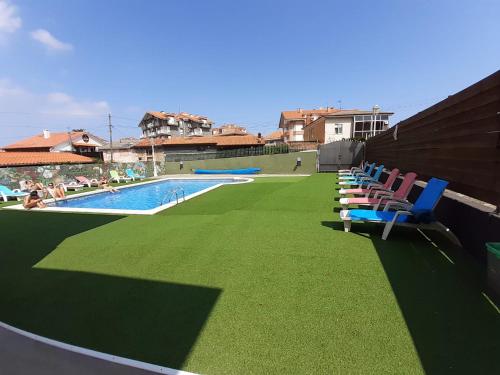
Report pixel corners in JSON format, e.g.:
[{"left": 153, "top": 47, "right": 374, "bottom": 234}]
[
  {"left": 108, "top": 113, "right": 114, "bottom": 163},
  {"left": 67, "top": 127, "right": 75, "bottom": 152},
  {"left": 150, "top": 137, "right": 158, "bottom": 177}
]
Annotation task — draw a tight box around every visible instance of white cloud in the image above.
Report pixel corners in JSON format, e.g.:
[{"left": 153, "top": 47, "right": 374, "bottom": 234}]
[
  {"left": 0, "top": 79, "right": 110, "bottom": 144},
  {"left": 43, "top": 91, "right": 109, "bottom": 116},
  {"left": 30, "top": 28, "right": 73, "bottom": 51},
  {"left": 0, "top": 0, "right": 21, "bottom": 34}
]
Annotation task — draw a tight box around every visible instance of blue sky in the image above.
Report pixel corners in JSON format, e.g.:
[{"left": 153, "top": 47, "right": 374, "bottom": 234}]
[{"left": 0, "top": 0, "right": 499, "bottom": 144}]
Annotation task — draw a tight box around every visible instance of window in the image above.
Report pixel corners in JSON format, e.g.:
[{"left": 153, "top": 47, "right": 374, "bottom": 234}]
[{"left": 334, "top": 123, "right": 343, "bottom": 135}]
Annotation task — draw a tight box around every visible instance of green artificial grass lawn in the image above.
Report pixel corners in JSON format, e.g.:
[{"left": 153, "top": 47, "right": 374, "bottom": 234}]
[{"left": 0, "top": 174, "right": 498, "bottom": 374}]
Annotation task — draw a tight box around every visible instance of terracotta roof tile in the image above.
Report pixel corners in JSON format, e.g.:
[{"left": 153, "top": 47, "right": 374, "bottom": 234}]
[
  {"left": 147, "top": 111, "right": 213, "bottom": 124},
  {"left": 281, "top": 107, "right": 341, "bottom": 120},
  {"left": 134, "top": 135, "right": 264, "bottom": 148},
  {"left": 264, "top": 130, "right": 284, "bottom": 140},
  {"left": 0, "top": 152, "right": 94, "bottom": 167},
  {"left": 3, "top": 132, "right": 87, "bottom": 150}
]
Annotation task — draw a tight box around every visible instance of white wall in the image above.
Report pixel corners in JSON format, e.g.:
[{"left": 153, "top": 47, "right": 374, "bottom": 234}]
[
  {"left": 102, "top": 150, "right": 139, "bottom": 163},
  {"left": 324, "top": 117, "right": 352, "bottom": 143}
]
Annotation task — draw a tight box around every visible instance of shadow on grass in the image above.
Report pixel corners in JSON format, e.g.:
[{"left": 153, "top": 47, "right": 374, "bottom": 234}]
[
  {"left": 323, "top": 217, "right": 500, "bottom": 374},
  {"left": 0, "top": 211, "right": 221, "bottom": 369},
  {"left": 372, "top": 230, "right": 499, "bottom": 374}
]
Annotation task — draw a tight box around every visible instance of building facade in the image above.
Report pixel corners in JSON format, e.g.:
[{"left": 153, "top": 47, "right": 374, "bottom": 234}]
[
  {"left": 133, "top": 135, "right": 265, "bottom": 162},
  {"left": 139, "top": 111, "right": 213, "bottom": 139},
  {"left": 101, "top": 138, "right": 140, "bottom": 163},
  {"left": 278, "top": 107, "right": 393, "bottom": 144},
  {"left": 212, "top": 124, "right": 247, "bottom": 136},
  {"left": 303, "top": 110, "right": 393, "bottom": 143},
  {"left": 279, "top": 108, "right": 340, "bottom": 142}
]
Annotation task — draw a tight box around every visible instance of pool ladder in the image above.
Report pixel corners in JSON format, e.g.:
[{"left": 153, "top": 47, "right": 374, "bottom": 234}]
[{"left": 162, "top": 187, "right": 185, "bottom": 205}]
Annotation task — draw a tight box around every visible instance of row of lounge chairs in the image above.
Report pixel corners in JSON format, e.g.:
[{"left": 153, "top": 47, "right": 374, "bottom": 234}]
[
  {"left": 0, "top": 169, "right": 146, "bottom": 202},
  {"left": 75, "top": 169, "right": 146, "bottom": 186},
  {"left": 337, "top": 162, "right": 460, "bottom": 245}
]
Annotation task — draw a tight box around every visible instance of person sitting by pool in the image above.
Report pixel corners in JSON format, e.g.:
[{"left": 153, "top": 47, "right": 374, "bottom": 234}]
[
  {"left": 45, "top": 182, "right": 65, "bottom": 199},
  {"left": 23, "top": 190, "right": 47, "bottom": 209},
  {"left": 98, "top": 176, "right": 119, "bottom": 193},
  {"left": 32, "top": 181, "right": 45, "bottom": 190},
  {"left": 22, "top": 180, "right": 44, "bottom": 193}
]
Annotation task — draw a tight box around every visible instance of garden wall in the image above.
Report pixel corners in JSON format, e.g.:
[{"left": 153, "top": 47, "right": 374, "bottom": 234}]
[
  {"left": 163, "top": 151, "right": 317, "bottom": 174},
  {"left": 365, "top": 70, "right": 500, "bottom": 209},
  {"left": 0, "top": 152, "right": 317, "bottom": 189}
]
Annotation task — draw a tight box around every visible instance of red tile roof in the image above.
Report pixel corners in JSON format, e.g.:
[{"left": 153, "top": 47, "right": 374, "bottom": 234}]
[
  {"left": 146, "top": 111, "right": 213, "bottom": 124},
  {"left": 215, "top": 135, "right": 263, "bottom": 146},
  {"left": 281, "top": 107, "right": 340, "bottom": 120},
  {"left": 264, "top": 129, "right": 284, "bottom": 140},
  {"left": 3, "top": 131, "right": 87, "bottom": 150},
  {"left": 134, "top": 135, "right": 264, "bottom": 148},
  {"left": 0, "top": 152, "right": 94, "bottom": 167}
]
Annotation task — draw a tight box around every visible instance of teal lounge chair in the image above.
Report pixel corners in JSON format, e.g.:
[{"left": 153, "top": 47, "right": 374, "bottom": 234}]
[
  {"left": 339, "top": 163, "right": 376, "bottom": 181},
  {"left": 339, "top": 178, "right": 460, "bottom": 245},
  {"left": 338, "top": 164, "right": 384, "bottom": 186},
  {"left": 126, "top": 168, "right": 146, "bottom": 181},
  {"left": 0, "top": 185, "right": 29, "bottom": 202},
  {"left": 109, "top": 170, "right": 132, "bottom": 183}
]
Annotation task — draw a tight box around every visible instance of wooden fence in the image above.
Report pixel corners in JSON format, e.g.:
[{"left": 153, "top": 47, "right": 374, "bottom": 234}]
[{"left": 366, "top": 70, "right": 500, "bottom": 209}]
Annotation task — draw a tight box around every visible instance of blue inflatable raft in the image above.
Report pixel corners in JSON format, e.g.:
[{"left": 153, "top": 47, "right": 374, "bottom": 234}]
[{"left": 194, "top": 167, "right": 261, "bottom": 175}]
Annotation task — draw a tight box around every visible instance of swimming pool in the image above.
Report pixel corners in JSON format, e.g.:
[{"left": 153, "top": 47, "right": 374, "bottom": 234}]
[{"left": 7, "top": 177, "right": 252, "bottom": 215}]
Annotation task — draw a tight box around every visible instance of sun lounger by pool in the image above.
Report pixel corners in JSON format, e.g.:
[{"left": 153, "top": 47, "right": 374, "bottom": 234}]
[
  {"left": 110, "top": 170, "right": 132, "bottom": 183},
  {"left": 75, "top": 176, "right": 98, "bottom": 187},
  {"left": 125, "top": 168, "right": 146, "bottom": 181},
  {"left": 339, "top": 161, "right": 368, "bottom": 175},
  {"left": 339, "top": 168, "right": 400, "bottom": 196},
  {"left": 339, "top": 163, "right": 375, "bottom": 181},
  {"left": 338, "top": 164, "right": 384, "bottom": 186},
  {"left": 339, "top": 177, "right": 460, "bottom": 244},
  {"left": 0, "top": 185, "right": 29, "bottom": 202},
  {"left": 61, "top": 182, "right": 85, "bottom": 191},
  {"left": 339, "top": 172, "right": 417, "bottom": 209}
]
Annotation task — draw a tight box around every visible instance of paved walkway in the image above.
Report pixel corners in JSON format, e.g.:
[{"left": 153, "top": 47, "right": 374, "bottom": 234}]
[{"left": 0, "top": 325, "right": 177, "bottom": 375}]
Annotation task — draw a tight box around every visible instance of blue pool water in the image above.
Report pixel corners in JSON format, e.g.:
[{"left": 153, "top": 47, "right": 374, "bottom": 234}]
[{"left": 47, "top": 179, "right": 238, "bottom": 211}]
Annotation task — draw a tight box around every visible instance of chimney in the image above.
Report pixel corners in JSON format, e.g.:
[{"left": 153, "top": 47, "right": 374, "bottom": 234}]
[{"left": 43, "top": 129, "right": 50, "bottom": 139}]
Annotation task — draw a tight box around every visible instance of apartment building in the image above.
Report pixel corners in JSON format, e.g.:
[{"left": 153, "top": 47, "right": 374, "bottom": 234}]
[
  {"left": 138, "top": 111, "right": 213, "bottom": 139},
  {"left": 278, "top": 107, "right": 339, "bottom": 142}
]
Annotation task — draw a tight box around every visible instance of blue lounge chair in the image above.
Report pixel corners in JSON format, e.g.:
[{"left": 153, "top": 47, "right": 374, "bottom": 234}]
[
  {"left": 339, "top": 178, "right": 460, "bottom": 245},
  {"left": 126, "top": 168, "right": 146, "bottom": 181},
  {"left": 0, "top": 185, "right": 29, "bottom": 202},
  {"left": 338, "top": 165, "right": 384, "bottom": 186},
  {"left": 339, "top": 163, "right": 376, "bottom": 181}
]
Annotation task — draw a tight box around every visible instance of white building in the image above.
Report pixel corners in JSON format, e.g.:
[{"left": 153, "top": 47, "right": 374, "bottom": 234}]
[{"left": 278, "top": 107, "right": 393, "bottom": 144}]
